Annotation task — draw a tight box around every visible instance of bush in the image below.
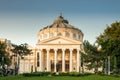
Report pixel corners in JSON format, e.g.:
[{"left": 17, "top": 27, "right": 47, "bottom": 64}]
[
  {"left": 59, "top": 72, "right": 69, "bottom": 76},
  {"left": 23, "top": 71, "right": 92, "bottom": 77},
  {"left": 23, "top": 72, "right": 51, "bottom": 77},
  {"left": 69, "top": 72, "right": 92, "bottom": 77}
]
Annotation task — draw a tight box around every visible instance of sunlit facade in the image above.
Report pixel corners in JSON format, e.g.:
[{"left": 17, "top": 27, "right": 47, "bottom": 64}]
[{"left": 19, "top": 15, "right": 84, "bottom": 73}]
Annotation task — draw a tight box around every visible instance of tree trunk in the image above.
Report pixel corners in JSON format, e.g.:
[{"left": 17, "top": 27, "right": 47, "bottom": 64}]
[
  {"left": 108, "top": 56, "right": 110, "bottom": 75},
  {"left": 113, "top": 56, "right": 117, "bottom": 74},
  {"left": 94, "top": 61, "right": 98, "bottom": 73},
  {"left": 102, "top": 59, "right": 105, "bottom": 73},
  {"left": 104, "top": 58, "right": 107, "bottom": 74}
]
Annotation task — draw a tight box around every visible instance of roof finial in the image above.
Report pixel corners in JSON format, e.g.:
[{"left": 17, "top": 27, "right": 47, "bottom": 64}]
[
  {"left": 60, "top": 12, "right": 62, "bottom": 17},
  {"left": 59, "top": 12, "right": 63, "bottom": 19}
]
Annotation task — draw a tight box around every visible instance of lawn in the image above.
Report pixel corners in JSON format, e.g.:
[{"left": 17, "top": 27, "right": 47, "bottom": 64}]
[{"left": 0, "top": 75, "right": 120, "bottom": 80}]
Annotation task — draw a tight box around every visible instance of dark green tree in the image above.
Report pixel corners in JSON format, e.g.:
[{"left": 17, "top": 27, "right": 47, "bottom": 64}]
[
  {"left": 11, "top": 43, "right": 32, "bottom": 75},
  {"left": 97, "top": 21, "right": 120, "bottom": 74},
  {"left": 0, "top": 42, "right": 11, "bottom": 76},
  {"left": 82, "top": 40, "right": 103, "bottom": 73}
]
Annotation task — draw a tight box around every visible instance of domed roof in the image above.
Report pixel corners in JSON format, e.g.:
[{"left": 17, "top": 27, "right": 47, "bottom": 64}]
[{"left": 39, "top": 14, "right": 82, "bottom": 32}]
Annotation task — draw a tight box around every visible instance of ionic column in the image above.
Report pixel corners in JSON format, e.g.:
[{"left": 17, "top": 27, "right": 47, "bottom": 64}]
[
  {"left": 39, "top": 49, "right": 42, "bottom": 71},
  {"left": 70, "top": 49, "right": 73, "bottom": 72},
  {"left": 77, "top": 49, "right": 80, "bottom": 72},
  {"left": 62, "top": 49, "right": 65, "bottom": 72},
  {"left": 46, "top": 49, "right": 50, "bottom": 71},
  {"left": 54, "top": 49, "right": 57, "bottom": 72}
]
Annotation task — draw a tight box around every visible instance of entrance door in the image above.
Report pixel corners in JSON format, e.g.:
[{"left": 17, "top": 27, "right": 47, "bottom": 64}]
[
  {"left": 65, "top": 60, "right": 69, "bottom": 72},
  {"left": 58, "top": 60, "right": 62, "bottom": 72},
  {"left": 51, "top": 60, "right": 54, "bottom": 72}
]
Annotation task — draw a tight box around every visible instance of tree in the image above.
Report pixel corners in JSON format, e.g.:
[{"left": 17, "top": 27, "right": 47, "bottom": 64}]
[
  {"left": 97, "top": 21, "right": 120, "bottom": 74},
  {"left": 11, "top": 43, "right": 32, "bottom": 75},
  {"left": 0, "top": 42, "right": 11, "bottom": 76},
  {"left": 82, "top": 40, "right": 103, "bottom": 73}
]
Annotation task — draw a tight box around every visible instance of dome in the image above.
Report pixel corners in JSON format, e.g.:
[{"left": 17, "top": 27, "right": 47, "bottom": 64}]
[{"left": 38, "top": 15, "right": 83, "bottom": 42}]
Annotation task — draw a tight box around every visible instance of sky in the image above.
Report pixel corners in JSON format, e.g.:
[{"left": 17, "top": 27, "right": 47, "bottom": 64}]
[{"left": 0, "top": 0, "right": 120, "bottom": 46}]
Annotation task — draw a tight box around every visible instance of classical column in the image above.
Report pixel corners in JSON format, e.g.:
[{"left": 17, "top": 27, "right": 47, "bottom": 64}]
[
  {"left": 77, "top": 49, "right": 80, "bottom": 72},
  {"left": 54, "top": 49, "right": 57, "bottom": 72},
  {"left": 62, "top": 49, "right": 65, "bottom": 72},
  {"left": 46, "top": 49, "right": 50, "bottom": 71},
  {"left": 39, "top": 49, "right": 42, "bottom": 71},
  {"left": 70, "top": 49, "right": 73, "bottom": 72}
]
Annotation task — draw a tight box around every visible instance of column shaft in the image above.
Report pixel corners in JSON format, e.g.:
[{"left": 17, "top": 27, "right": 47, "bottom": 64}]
[
  {"left": 70, "top": 49, "right": 73, "bottom": 72},
  {"left": 54, "top": 49, "right": 57, "bottom": 72},
  {"left": 77, "top": 49, "right": 80, "bottom": 72},
  {"left": 62, "top": 49, "right": 65, "bottom": 72},
  {"left": 46, "top": 49, "right": 50, "bottom": 71},
  {"left": 39, "top": 50, "right": 42, "bottom": 71}
]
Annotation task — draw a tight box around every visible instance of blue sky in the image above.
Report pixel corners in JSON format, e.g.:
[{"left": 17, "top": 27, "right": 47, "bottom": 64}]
[{"left": 0, "top": 0, "right": 120, "bottom": 46}]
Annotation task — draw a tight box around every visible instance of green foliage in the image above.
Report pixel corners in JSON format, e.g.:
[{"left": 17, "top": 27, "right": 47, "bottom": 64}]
[
  {"left": 82, "top": 40, "right": 103, "bottom": 73},
  {"left": 0, "top": 42, "right": 11, "bottom": 66},
  {"left": 11, "top": 43, "right": 32, "bottom": 56},
  {"left": 22, "top": 72, "right": 92, "bottom": 77},
  {"left": 97, "top": 21, "right": 120, "bottom": 73},
  {"left": 23, "top": 72, "right": 51, "bottom": 77}
]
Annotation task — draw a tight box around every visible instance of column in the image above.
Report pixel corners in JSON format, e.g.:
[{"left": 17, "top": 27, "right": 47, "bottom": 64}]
[
  {"left": 70, "top": 49, "right": 73, "bottom": 72},
  {"left": 46, "top": 49, "right": 50, "bottom": 71},
  {"left": 62, "top": 49, "right": 65, "bottom": 72},
  {"left": 54, "top": 49, "right": 57, "bottom": 72},
  {"left": 39, "top": 49, "right": 42, "bottom": 71},
  {"left": 77, "top": 49, "right": 80, "bottom": 72}
]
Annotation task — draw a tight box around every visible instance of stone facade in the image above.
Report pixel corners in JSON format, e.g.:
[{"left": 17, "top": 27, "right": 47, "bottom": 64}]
[{"left": 19, "top": 15, "right": 84, "bottom": 73}]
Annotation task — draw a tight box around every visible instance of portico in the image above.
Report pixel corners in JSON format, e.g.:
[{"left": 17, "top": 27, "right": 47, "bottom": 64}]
[{"left": 37, "top": 48, "right": 81, "bottom": 72}]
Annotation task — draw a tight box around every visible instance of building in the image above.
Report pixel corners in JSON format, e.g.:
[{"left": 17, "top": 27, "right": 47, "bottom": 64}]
[
  {"left": 0, "top": 38, "right": 13, "bottom": 68},
  {"left": 19, "top": 15, "right": 84, "bottom": 73}
]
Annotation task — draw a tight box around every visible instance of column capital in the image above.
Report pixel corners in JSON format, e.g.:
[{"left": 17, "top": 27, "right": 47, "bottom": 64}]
[
  {"left": 54, "top": 48, "right": 58, "bottom": 52},
  {"left": 46, "top": 49, "right": 50, "bottom": 51},
  {"left": 70, "top": 48, "right": 73, "bottom": 51},
  {"left": 77, "top": 49, "right": 80, "bottom": 52},
  {"left": 39, "top": 49, "right": 42, "bottom": 51},
  {"left": 62, "top": 49, "right": 65, "bottom": 52}
]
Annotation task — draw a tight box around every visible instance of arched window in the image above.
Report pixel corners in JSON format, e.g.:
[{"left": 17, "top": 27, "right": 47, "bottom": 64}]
[
  {"left": 65, "top": 32, "right": 70, "bottom": 37},
  {"left": 40, "top": 35, "right": 42, "bottom": 39},
  {"left": 44, "top": 34, "right": 47, "bottom": 38},
  {"left": 49, "top": 33, "right": 54, "bottom": 38},
  {"left": 38, "top": 39, "right": 40, "bottom": 42},
  {"left": 78, "top": 35, "right": 80, "bottom": 39},
  {"left": 57, "top": 32, "right": 62, "bottom": 36},
  {"left": 73, "top": 33, "right": 76, "bottom": 39}
]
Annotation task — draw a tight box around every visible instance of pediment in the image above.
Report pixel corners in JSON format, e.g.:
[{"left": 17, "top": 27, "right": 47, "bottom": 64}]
[{"left": 38, "top": 36, "right": 81, "bottom": 45}]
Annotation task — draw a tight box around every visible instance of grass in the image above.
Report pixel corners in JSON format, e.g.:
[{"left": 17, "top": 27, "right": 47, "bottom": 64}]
[{"left": 0, "top": 75, "right": 120, "bottom": 80}]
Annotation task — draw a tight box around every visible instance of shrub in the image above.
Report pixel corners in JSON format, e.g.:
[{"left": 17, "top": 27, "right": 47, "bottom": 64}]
[
  {"left": 23, "top": 72, "right": 51, "bottom": 77},
  {"left": 59, "top": 72, "right": 69, "bottom": 76}
]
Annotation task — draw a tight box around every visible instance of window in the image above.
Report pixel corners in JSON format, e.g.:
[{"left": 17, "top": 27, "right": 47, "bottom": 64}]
[
  {"left": 73, "top": 33, "right": 76, "bottom": 39},
  {"left": 44, "top": 34, "right": 47, "bottom": 38},
  {"left": 57, "top": 32, "right": 62, "bottom": 36},
  {"left": 38, "top": 39, "right": 40, "bottom": 42},
  {"left": 49, "top": 33, "right": 54, "bottom": 38},
  {"left": 40, "top": 35, "right": 42, "bottom": 39},
  {"left": 65, "top": 32, "right": 70, "bottom": 37},
  {"left": 78, "top": 35, "right": 80, "bottom": 39}
]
